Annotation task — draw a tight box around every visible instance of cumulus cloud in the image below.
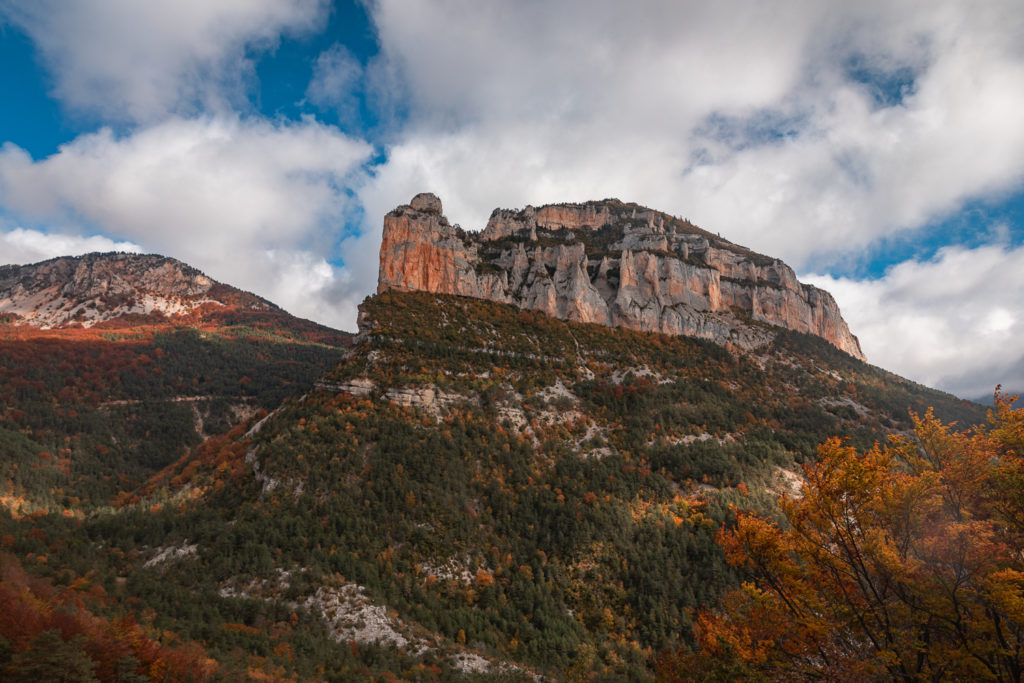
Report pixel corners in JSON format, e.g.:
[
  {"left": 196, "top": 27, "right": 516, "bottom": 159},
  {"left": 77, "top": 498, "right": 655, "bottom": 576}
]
[
  {"left": 0, "top": 115, "right": 372, "bottom": 329},
  {"left": 306, "top": 44, "right": 363, "bottom": 123},
  {"left": 361, "top": 0, "right": 1024, "bottom": 267},
  {"left": 677, "top": 2, "right": 1024, "bottom": 264},
  {"left": 805, "top": 243, "right": 1024, "bottom": 399},
  {"left": 359, "top": 0, "right": 826, "bottom": 234},
  {"left": 0, "top": 227, "right": 141, "bottom": 266},
  {"left": 0, "top": 0, "right": 328, "bottom": 121},
  {"left": 370, "top": 0, "right": 818, "bottom": 129}
]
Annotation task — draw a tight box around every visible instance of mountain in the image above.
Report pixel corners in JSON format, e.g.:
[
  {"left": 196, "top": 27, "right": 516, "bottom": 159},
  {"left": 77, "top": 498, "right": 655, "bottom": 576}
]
[
  {"left": 107, "top": 289, "right": 977, "bottom": 679},
  {"left": 379, "top": 193, "right": 864, "bottom": 359},
  {"left": 0, "top": 219, "right": 988, "bottom": 679},
  {"left": 0, "top": 252, "right": 351, "bottom": 511},
  {"left": 0, "top": 252, "right": 279, "bottom": 328}
]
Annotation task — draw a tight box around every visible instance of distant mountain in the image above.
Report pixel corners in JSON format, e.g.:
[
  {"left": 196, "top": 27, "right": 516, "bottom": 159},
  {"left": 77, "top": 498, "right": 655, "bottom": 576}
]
[
  {"left": 379, "top": 193, "right": 864, "bottom": 359},
  {"left": 972, "top": 389, "right": 1021, "bottom": 406},
  {"left": 0, "top": 251, "right": 351, "bottom": 510},
  {"left": 0, "top": 252, "right": 278, "bottom": 328}
]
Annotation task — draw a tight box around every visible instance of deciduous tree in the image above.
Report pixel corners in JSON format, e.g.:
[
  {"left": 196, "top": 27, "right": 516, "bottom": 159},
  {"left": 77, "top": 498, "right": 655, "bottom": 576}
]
[{"left": 676, "top": 391, "right": 1024, "bottom": 681}]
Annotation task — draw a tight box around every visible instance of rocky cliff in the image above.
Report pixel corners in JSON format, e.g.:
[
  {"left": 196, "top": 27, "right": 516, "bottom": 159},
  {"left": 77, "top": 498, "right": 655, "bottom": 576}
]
[
  {"left": 378, "top": 193, "right": 865, "bottom": 360},
  {"left": 0, "top": 252, "right": 276, "bottom": 328}
]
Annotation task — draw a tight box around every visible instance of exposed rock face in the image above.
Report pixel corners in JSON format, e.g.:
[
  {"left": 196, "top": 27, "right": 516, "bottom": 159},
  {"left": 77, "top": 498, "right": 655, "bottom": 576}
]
[
  {"left": 0, "top": 252, "right": 275, "bottom": 328},
  {"left": 378, "top": 194, "right": 865, "bottom": 359}
]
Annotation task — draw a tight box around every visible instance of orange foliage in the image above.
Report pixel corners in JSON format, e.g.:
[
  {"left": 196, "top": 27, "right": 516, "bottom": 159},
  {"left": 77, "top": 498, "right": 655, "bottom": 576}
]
[
  {"left": 679, "top": 391, "right": 1024, "bottom": 681},
  {"left": 475, "top": 568, "right": 495, "bottom": 587},
  {"left": 0, "top": 554, "right": 219, "bottom": 681}
]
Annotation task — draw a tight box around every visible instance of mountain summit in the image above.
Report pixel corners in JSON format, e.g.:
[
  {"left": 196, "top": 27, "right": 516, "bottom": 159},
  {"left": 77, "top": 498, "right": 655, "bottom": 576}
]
[
  {"left": 378, "top": 193, "right": 865, "bottom": 360},
  {"left": 0, "top": 252, "right": 276, "bottom": 328}
]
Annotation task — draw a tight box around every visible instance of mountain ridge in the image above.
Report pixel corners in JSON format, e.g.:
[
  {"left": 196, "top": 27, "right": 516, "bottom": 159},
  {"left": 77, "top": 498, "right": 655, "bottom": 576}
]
[
  {"left": 378, "top": 193, "right": 865, "bottom": 360},
  {"left": 0, "top": 251, "right": 279, "bottom": 329}
]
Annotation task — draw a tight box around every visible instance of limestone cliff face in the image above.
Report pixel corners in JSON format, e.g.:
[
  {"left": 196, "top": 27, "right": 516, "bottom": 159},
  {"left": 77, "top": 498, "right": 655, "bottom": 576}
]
[
  {"left": 0, "top": 252, "right": 276, "bottom": 328},
  {"left": 378, "top": 193, "right": 865, "bottom": 360}
]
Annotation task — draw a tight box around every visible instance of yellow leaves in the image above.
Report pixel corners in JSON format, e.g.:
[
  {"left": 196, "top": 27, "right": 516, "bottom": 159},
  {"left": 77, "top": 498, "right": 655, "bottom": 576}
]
[
  {"left": 986, "top": 568, "right": 1024, "bottom": 627},
  {"left": 720, "top": 513, "right": 786, "bottom": 573},
  {"left": 376, "top": 546, "right": 395, "bottom": 568},
  {"left": 694, "top": 393, "right": 1024, "bottom": 679},
  {"left": 148, "top": 660, "right": 168, "bottom": 680},
  {"left": 0, "top": 494, "right": 32, "bottom": 519},
  {"left": 694, "top": 582, "right": 810, "bottom": 667},
  {"left": 600, "top": 607, "right": 616, "bottom": 632},
  {"left": 990, "top": 389, "right": 1024, "bottom": 456}
]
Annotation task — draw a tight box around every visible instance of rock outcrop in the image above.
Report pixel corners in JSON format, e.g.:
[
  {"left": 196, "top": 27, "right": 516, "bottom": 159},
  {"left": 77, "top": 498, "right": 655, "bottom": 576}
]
[
  {"left": 378, "top": 193, "right": 865, "bottom": 359},
  {"left": 0, "top": 252, "right": 275, "bottom": 328}
]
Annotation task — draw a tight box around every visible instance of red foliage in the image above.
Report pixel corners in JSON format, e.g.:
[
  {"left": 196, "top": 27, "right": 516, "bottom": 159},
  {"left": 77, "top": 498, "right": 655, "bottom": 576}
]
[{"left": 0, "top": 554, "right": 219, "bottom": 681}]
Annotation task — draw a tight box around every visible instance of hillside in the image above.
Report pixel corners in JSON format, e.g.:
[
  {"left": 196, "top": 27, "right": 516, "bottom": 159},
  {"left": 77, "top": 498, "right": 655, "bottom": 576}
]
[
  {"left": 0, "top": 252, "right": 352, "bottom": 512},
  {"left": 0, "top": 286, "right": 984, "bottom": 680},
  {"left": 0, "top": 252, "right": 278, "bottom": 328}
]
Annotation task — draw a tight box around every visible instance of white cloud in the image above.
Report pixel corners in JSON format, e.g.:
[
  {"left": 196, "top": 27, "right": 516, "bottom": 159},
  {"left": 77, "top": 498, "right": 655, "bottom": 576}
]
[
  {"left": 1, "top": 0, "right": 329, "bottom": 121},
  {"left": 350, "top": 0, "right": 1024, "bottom": 397},
  {"left": 0, "top": 227, "right": 142, "bottom": 266},
  {"left": 244, "top": 247, "right": 361, "bottom": 328},
  {"left": 676, "top": 2, "right": 1024, "bottom": 264},
  {"left": 306, "top": 44, "right": 363, "bottom": 123},
  {"left": 0, "top": 115, "right": 373, "bottom": 330},
  {"left": 370, "top": 0, "right": 819, "bottom": 130},
  {"left": 805, "top": 243, "right": 1024, "bottom": 399},
  {"left": 360, "top": 0, "right": 1024, "bottom": 269}
]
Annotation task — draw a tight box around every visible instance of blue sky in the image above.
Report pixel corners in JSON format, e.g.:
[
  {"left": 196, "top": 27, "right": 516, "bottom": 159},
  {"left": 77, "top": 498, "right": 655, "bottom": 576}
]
[{"left": 1, "top": 0, "right": 1022, "bottom": 399}]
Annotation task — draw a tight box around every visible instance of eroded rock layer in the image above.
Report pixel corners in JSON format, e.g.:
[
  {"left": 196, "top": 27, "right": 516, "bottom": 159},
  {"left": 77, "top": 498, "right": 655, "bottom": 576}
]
[
  {"left": 378, "top": 193, "right": 865, "bottom": 359},
  {"left": 0, "top": 252, "right": 276, "bottom": 328}
]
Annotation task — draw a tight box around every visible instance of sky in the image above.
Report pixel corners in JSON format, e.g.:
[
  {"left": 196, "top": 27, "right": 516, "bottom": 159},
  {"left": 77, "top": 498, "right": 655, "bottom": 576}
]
[{"left": 0, "top": 0, "right": 1022, "bottom": 400}]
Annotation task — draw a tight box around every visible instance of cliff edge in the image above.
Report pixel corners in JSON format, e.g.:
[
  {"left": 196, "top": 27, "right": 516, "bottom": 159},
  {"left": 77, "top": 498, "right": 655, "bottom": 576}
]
[{"left": 378, "top": 193, "right": 864, "bottom": 360}]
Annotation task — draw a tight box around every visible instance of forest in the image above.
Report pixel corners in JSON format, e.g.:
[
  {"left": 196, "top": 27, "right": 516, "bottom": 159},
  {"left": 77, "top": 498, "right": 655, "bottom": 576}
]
[
  {"left": 665, "top": 392, "right": 1024, "bottom": 682},
  {"left": 0, "top": 291, "right": 1002, "bottom": 680}
]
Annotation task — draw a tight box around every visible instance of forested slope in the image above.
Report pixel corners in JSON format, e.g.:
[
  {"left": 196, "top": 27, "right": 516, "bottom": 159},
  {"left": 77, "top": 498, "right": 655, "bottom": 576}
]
[
  {"left": 0, "top": 310, "right": 350, "bottom": 512},
  {"left": 0, "top": 290, "right": 987, "bottom": 679}
]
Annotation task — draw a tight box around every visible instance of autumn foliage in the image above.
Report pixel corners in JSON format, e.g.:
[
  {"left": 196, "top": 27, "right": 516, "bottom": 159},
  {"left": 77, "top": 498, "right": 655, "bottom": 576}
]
[
  {"left": 673, "top": 391, "right": 1024, "bottom": 681},
  {"left": 0, "top": 554, "right": 218, "bottom": 681}
]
